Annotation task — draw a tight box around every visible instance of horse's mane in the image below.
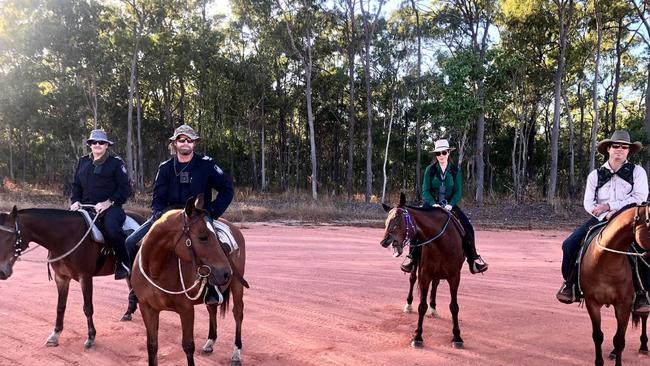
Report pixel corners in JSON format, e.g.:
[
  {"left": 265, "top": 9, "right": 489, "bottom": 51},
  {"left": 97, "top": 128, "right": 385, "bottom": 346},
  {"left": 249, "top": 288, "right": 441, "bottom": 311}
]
[
  {"left": 608, "top": 203, "right": 638, "bottom": 222},
  {"left": 18, "top": 208, "right": 81, "bottom": 219}
]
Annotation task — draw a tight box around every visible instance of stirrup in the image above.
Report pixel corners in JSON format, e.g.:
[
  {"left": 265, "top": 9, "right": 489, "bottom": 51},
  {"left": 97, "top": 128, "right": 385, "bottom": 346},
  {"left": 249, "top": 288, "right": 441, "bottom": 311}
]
[{"left": 556, "top": 282, "right": 578, "bottom": 304}]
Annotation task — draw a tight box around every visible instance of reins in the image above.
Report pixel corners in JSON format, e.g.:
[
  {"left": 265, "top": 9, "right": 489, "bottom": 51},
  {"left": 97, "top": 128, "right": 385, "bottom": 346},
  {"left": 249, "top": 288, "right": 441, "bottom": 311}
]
[
  {"left": 138, "top": 211, "right": 218, "bottom": 300},
  {"left": 595, "top": 203, "right": 650, "bottom": 263},
  {"left": 398, "top": 207, "right": 452, "bottom": 248}
]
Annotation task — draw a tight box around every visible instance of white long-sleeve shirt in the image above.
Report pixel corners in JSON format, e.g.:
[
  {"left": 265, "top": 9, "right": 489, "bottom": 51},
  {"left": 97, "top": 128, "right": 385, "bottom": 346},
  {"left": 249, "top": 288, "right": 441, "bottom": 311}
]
[{"left": 583, "top": 161, "right": 649, "bottom": 220}]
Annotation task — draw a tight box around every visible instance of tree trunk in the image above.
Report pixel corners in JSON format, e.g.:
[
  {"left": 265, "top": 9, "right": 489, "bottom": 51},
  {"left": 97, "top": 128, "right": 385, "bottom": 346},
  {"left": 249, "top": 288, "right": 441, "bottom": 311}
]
[
  {"left": 563, "top": 94, "right": 576, "bottom": 198},
  {"left": 136, "top": 69, "right": 144, "bottom": 191},
  {"left": 590, "top": 8, "right": 602, "bottom": 172},
  {"left": 261, "top": 124, "right": 266, "bottom": 191},
  {"left": 8, "top": 128, "right": 14, "bottom": 180},
  {"left": 547, "top": 0, "right": 571, "bottom": 201},
  {"left": 411, "top": 0, "right": 423, "bottom": 201},
  {"left": 126, "top": 22, "right": 141, "bottom": 182},
  {"left": 611, "top": 16, "right": 623, "bottom": 130},
  {"left": 382, "top": 97, "right": 396, "bottom": 203},
  {"left": 345, "top": 0, "right": 357, "bottom": 198},
  {"left": 305, "top": 46, "right": 318, "bottom": 200}
]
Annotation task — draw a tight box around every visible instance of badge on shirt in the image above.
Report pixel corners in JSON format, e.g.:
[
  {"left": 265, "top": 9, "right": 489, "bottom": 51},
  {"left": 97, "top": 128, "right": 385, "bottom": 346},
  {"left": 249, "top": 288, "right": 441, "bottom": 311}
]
[
  {"left": 180, "top": 172, "right": 190, "bottom": 184},
  {"left": 121, "top": 165, "right": 128, "bottom": 175}
]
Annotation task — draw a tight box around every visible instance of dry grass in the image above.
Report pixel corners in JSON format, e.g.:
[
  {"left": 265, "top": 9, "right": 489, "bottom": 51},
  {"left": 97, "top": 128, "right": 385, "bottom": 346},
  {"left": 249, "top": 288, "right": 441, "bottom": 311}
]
[{"left": 0, "top": 180, "right": 585, "bottom": 229}]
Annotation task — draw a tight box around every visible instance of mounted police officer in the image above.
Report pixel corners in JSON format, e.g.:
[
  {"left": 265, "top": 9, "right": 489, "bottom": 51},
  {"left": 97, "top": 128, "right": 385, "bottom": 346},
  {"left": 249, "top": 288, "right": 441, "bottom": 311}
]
[
  {"left": 401, "top": 139, "right": 488, "bottom": 274},
  {"left": 556, "top": 130, "right": 650, "bottom": 314},
  {"left": 70, "top": 130, "right": 132, "bottom": 280},
  {"left": 125, "top": 124, "right": 234, "bottom": 261}
]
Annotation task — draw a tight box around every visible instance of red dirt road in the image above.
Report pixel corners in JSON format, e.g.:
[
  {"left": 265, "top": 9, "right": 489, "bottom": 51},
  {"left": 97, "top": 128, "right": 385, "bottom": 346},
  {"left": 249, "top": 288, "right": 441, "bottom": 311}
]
[{"left": 0, "top": 223, "right": 648, "bottom": 365}]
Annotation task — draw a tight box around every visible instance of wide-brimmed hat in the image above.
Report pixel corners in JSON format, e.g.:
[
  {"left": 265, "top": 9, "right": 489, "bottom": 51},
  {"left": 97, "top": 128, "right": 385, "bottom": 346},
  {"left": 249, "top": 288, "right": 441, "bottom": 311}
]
[
  {"left": 596, "top": 130, "right": 642, "bottom": 155},
  {"left": 86, "top": 129, "right": 113, "bottom": 146},
  {"left": 433, "top": 139, "right": 456, "bottom": 153},
  {"left": 169, "top": 124, "right": 200, "bottom": 141}
]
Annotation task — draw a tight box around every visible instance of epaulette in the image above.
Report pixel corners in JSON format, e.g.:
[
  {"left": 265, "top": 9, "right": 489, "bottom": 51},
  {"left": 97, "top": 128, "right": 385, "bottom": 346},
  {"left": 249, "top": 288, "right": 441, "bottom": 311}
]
[{"left": 202, "top": 155, "right": 213, "bottom": 161}]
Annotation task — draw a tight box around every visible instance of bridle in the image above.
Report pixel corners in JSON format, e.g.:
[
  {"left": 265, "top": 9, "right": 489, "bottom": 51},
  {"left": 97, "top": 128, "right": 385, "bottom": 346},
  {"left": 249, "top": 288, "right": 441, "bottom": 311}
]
[
  {"left": 389, "top": 207, "right": 452, "bottom": 249},
  {"left": 138, "top": 210, "right": 225, "bottom": 301},
  {"left": 0, "top": 218, "right": 24, "bottom": 260},
  {"left": 595, "top": 203, "right": 650, "bottom": 264}
]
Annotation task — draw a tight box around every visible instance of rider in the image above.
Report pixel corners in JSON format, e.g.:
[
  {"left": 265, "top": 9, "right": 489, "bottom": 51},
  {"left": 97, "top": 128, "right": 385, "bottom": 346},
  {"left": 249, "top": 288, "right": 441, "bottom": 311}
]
[
  {"left": 556, "top": 130, "right": 650, "bottom": 314},
  {"left": 401, "top": 139, "right": 488, "bottom": 275},
  {"left": 125, "top": 124, "right": 234, "bottom": 262},
  {"left": 70, "top": 129, "right": 132, "bottom": 280}
]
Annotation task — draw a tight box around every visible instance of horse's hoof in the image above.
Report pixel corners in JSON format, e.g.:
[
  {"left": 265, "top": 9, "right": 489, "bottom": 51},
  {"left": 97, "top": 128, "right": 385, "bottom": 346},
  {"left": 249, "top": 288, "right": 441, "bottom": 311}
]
[
  {"left": 403, "top": 304, "right": 413, "bottom": 313},
  {"left": 427, "top": 308, "right": 439, "bottom": 318},
  {"left": 84, "top": 339, "right": 95, "bottom": 349},
  {"left": 231, "top": 346, "right": 242, "bottom": 363},
  {"left": 230, "top": 361, "right": 242, "bottom": 366},
  {"left": 45, "top": 340, "right": 58, "bottom": 347},
  {"left": 202, "top": 339, "right": 215, "bottom": 354},
  {"left": 120, "top": 313, "right": 132, "bottom": 322},
  {"left": 640, "top": 348, "right": 649, "bottom": 355},
  {"left": 452, "top": 341, "right": 464, "bottom": 349},
  {"left": 411, "top": 340, "right": 424, "bottom": 348},
  {"left": 608, "top": 351, "right": 616, "bottom": 360},
  {"left": 45, "top": 332, "right": 60, "bottom": 347}
]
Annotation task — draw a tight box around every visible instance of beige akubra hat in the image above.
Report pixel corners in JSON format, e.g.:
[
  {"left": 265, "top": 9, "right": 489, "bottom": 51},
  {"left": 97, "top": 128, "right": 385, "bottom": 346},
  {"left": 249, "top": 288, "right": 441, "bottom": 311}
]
[
  {"left": 433, "top": 139, "right": 456, "bottom": 153},
  {"left": 596, "top": 130, "right": 642, "bottom": 155}
]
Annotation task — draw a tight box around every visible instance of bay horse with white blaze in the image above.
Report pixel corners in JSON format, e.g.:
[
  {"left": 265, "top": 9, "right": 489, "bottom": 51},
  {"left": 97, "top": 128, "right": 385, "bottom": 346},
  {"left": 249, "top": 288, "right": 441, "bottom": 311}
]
[
  {"left": 580, "top": 203, "right": 650, "bottom": 366},
  {"left": 381, "top": 193, "right": 465, "bottom": 348},
  {"left": 0, "top": 206, "right": 145, "bottom": 348},
  {"left": 130, "top": 195, "right": 247, "bottom": 366}
]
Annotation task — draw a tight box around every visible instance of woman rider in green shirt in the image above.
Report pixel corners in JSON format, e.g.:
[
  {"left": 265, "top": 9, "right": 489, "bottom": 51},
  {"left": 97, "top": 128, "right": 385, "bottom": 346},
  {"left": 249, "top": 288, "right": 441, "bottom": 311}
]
[{"left": 401, "top": 139, "right": 488, "bottom": 274}]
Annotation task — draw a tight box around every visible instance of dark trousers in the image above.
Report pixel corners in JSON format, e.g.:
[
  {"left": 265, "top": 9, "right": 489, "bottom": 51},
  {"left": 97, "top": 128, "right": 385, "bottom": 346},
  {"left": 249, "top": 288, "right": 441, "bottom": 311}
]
[
  {"left": 98, "top": 206, "right": 128, "bottom": 264},
  {"left": 125, "top": 217, "right": 155, "bottom": 266},
  {"left": 452, "top": 207, "right": 476, "bottom": 262},
  {"left": 561, "top": 216, "right": 599, "bottom": 281}
]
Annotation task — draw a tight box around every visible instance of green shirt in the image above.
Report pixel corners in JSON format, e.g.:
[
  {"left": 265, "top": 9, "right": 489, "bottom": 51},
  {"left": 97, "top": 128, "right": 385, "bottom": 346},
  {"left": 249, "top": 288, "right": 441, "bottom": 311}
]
[{"left": 422, "top": 163, "right": 463, "bottom": 207}]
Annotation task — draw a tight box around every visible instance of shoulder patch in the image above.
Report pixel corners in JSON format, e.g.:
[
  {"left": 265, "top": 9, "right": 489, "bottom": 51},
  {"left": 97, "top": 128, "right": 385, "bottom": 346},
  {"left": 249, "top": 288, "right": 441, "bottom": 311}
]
[
  {"left": 113, "top": 155, "right": 124, "bottom": 162},
  {"left": 121, "top": 164, "right": 128, "bottom": 174},
  {"left": 214, "top": 164, "right": 223, "bottom": 175},
  {"left": 202, "top": 155, "right": 213, "bottom": 161}
]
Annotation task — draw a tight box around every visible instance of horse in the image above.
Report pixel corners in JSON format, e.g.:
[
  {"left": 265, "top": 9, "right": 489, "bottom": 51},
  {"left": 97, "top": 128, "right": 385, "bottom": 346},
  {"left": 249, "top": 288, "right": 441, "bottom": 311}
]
[
  {"left": 580, "top": 203, "right": 650, "bottom": 366},
  {"left": 130, "top": 195, "right": 247, "bottom": 366},
  {"left": 0, "top": 206, "right": 146, "bottom": 348},
  {"left": 404, "top": 262, "right": 440, "bottom": 318},
  {"left": 380, "top": 193, "right": 465, "bottom": 348}
]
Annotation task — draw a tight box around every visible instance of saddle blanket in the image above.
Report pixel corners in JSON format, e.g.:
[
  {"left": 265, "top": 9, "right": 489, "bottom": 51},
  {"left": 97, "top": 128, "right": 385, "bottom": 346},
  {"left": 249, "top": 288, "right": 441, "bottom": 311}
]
[{"left": 78, "top": 209, "right": 140, "bottom": 244}]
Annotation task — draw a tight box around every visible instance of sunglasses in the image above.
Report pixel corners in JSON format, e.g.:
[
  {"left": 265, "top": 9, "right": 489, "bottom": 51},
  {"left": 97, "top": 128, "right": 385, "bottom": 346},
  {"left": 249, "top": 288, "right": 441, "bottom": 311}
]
[
  {"left": 88, "top": 140, "right": 107, "bottom": 146},
  {"left": 434, "top": 150, "right": 449, "bottom": 156},
  {"left": 176, "top": 138, "right": 194, "bottom": 144},
  {"left": 610, "top": 143, "right": 630, "bottom": 150}
]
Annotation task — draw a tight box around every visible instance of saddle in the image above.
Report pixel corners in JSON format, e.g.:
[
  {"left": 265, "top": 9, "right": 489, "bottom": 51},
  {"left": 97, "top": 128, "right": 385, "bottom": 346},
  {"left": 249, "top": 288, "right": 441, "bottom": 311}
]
[
  {"left": 77, "top": 209, "right": 141, "bottom": 244},
  {"left": 206, "top": 217, "right": 240, "bottom": 256}
]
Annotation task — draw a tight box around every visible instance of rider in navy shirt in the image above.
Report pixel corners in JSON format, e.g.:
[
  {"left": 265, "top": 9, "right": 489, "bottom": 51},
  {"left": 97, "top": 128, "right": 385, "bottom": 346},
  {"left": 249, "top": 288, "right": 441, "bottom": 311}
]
[
  {"left": 70, "top": 130, "right": 132, "bottom": 280},
  {"left": 125, "top": 124, "right": 234, "bottom": 261}
]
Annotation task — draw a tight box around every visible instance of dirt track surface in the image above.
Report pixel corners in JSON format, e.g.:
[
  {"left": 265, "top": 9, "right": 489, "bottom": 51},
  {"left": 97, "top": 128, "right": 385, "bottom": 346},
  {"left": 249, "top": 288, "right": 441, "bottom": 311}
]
[{"left": 0, "top": 223, "right": 649, "bottom": 365}]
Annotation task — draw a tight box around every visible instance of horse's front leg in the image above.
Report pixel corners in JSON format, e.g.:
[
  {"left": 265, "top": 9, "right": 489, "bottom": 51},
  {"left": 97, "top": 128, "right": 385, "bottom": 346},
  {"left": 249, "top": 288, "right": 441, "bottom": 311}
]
[
  {"left": 448, "top": 274, "right": 463, "bottom": 348},
  {"left": 202, "top": 304, "right": 218, "bottom": 353},
  {"left": 586, "top": 301, "right": 605, "bottom": 366},
  {"left": 428, "top": 279, "right": 440, "bottom": 318},
  {"left": 179, "top": 308, "right": 196, "bottom": 366},
  {"left": 121, "top": 287, "right": 138, "bottom": 322},
  {"left": 79, "top": 276, "right": 96, "bottom": 349},
  {"left": 640, "top": 314, "right": 649, "bottom": 355},
  {"left": 609, "top": 304, "right": 631, "bottom": 366},
  {"left": 404, "top": 268, "right": 417, "bottom": 313},
  {"left": 140, "top": 303, "right": 160, "bottom": 366},
  {"left": 45, "top": 274, "right": 70, "bottom": 347},
  {"left": 411, "top": 275, "right": 431, "bottom": 348},
  {"left": 231, "top": 282, "right": 245, "bottom": 364}
]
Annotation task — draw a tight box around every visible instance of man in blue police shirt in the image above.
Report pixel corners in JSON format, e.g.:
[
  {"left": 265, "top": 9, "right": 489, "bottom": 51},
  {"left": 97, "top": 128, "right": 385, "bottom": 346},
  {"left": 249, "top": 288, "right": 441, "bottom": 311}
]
[
  {"left": 125, "top": 124, "right": 234, "bottom": 262},
  {"left": 70, "top": 129, "right": 132, "bottom": 280}
]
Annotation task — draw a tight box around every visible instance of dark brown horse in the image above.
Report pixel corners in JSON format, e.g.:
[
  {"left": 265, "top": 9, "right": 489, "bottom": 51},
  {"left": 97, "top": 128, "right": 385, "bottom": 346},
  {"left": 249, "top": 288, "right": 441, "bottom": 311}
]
[
  {"left": 580, "top": 203, "right": 650, "bottom": 366},
  {"left": 130, "top": 195, "right": 247, "bottom": 366},
  {"left": 404, "top": 262, "right": 440, "bottom": 318},
  {"left": 0, "top": 206, "right": 145, "bottom": 348},
  {"left": 381, "top": 193, "right": 465, "bottom": 348}
]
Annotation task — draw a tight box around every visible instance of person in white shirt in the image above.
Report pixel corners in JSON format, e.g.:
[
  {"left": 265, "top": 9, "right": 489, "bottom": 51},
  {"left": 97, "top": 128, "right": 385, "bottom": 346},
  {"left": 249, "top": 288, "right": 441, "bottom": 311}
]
[{"left": 556, "top": 130, "right": 650, "bottom": 314}]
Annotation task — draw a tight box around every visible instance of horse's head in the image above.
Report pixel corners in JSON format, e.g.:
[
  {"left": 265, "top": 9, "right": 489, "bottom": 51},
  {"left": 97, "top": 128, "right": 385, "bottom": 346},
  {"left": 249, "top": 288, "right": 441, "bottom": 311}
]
[
  {"left": 170, "top": 195, "right": 232, "bottom": 288},
  {"left": 380, "top": 193, "right": 413, "bottom": 257},
  {"left": 0, "top": 207, "right": 20, "bottom": 280},
  {"left": 633, "top": 203, "right": 650, "bottom": 252}
]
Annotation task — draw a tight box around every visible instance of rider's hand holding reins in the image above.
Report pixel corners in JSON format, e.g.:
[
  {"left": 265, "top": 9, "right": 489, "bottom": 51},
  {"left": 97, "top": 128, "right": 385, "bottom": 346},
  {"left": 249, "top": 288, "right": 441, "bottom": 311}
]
[
  {"left": 591, "top": 203, "right": 610, "bottom": 217},
  {"left": 70, "top": 201, "right": 81, "bottom": 211},
  {"left": 94, "top": 199, "right": 113, "bottom": 214}
]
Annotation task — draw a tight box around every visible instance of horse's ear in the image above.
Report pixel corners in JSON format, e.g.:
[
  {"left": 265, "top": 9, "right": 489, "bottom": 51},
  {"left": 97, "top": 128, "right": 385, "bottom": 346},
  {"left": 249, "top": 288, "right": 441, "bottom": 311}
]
[
  {"left": 382, "top": 203, "right": 391, "bottom": 212},
  {"left": 184, "top": 196, "right": 196, "bottom": 217},
  {"left": 194, "top": 194, "right": 205, "bottom": 210},
  {"left": 10, "top": 206, "right": 17, "bottom": 219},
  {"left": 399, "top": 192, "right": 406, "bottom": 207}
]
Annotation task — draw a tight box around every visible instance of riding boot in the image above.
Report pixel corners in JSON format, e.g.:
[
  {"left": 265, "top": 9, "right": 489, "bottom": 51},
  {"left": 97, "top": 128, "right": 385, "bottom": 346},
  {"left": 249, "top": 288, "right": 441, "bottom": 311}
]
[
  {"left": 556, "top": 267, "right": 581, "bottom": 304},
  {"left": 401, "top": 245, "right": 421, "bottom": 273},
  {"left": 463, "top": 233, "right": 488, "bottom": 274},
  {"left": 632, "top": 255, "right": 650, "bottom": 314}
]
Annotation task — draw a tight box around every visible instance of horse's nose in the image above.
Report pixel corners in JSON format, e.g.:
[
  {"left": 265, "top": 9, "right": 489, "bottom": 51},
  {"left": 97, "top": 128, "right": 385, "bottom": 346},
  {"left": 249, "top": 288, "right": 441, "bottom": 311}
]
[
  {"left": 222, "top": 270, "right": 231, "bottom": 283},
  {"left": 380, "top": 235, "right": 393, "bottom": 248}
]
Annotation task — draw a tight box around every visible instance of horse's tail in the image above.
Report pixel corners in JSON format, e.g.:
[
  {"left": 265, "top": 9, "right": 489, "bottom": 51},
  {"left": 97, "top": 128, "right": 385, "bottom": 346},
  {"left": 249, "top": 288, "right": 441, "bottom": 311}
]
[
  {"left": 632, "top": 312, "right": 641, "bottom": 329},
  {"left": 219, "top": 286, "right": 231, "bottom": 319}
]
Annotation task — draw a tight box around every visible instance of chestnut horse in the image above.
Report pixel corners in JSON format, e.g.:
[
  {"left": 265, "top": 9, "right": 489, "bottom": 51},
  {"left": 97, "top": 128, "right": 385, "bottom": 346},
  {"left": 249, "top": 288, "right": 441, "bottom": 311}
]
[
  {"left": 580, "top": 203, "right": 650, "bottom": 366},
  {"left": 130, "top": 195, "right": 247, "bottom": 366},
  {"left": 381, "top": 193, "right": 465, "bottom": 348},
  {"left": 0, "top": 206, "right": 145, "bottom": 348}
]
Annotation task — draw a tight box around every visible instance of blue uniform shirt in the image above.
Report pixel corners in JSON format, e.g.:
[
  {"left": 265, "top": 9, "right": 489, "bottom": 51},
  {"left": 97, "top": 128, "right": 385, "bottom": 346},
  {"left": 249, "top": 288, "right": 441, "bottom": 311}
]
[
  {"left": 71, "top": 154, "right": 132, "bottom": 206},
  {"left": 152, "top": 153, "right": 234, "bottom": 218}
]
